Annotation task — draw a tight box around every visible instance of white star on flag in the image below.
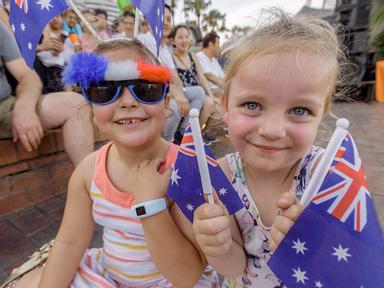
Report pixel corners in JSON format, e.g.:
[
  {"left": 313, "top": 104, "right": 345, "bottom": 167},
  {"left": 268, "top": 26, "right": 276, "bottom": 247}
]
[
  {"left": 315, "top": 281, "right": 323, "bottom": 288},
  {"left": 37, "top": 0, "right": 53, "bottom": 10},
  {"left": 186, "top": 203, "right": 194, "bottom": 211},
  {"left": 170, "top": 168, "right": 181, "bottom": 185},
  {"left": 218, "top": 187, "right": 227, "bottom": 196},
  {"left": 27, "top": 42, "right": 32, "bottom": 50},
  {"left": 291, "top": 238, "right": 308, "bottom": 255},
  {"left": 332, "top": 244, "right": 352, "bottom": 262},
  {"left": 20, "top": 23, "right": 26, "bottom": 31},
  {"left": 292, "top": 267, "right": 308, "bottom": 284},
  {"left": 11, "top": 24, "right": 15, "bottom": 32}
]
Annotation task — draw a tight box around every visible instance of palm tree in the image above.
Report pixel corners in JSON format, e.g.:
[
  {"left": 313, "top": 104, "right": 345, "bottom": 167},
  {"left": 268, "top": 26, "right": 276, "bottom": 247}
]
[
  {"left": 370, "top": 0, "right": 384, "bottom": 59},
  {"left": 202, "top": 9, "right": 227, "bottom": 33},
  {"left": 231, "top": 25, "right": 252, "bottom": 36},
  {"left": 184, "top": 0, "right": 212, "bottom": 31},
  {"left": 170, "top": 0, "right": 178, "bottom": 25}
]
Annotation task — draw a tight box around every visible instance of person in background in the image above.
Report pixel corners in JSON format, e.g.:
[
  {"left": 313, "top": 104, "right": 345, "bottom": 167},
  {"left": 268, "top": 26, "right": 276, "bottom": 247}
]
[
  {"left": 62, "top": 9, "right": 82, "bottom": 38},
  {"left": 190, "top": 37, "right": 203, "bottom": 53},
  {"left": 35, "top": 16, "right": 67, "bottom": 93},
  {"left": 0, "top": 21, "right": 94, "bottom": 167},
  {"left": 122, "top": 10, "right": 135, "bottom": 38},
  {"left": 171, "top": 24, "right": 218, "bottom": 143},
  {"left": 79, "top": 10, "right": 109, "bottom": 52},
  {"left": 94, "top": 8, "right": 112, "bottom": 37},
  {"left": 111, "top": 16, "right": 126, "bottom": 37},
  {"left": 0, "top": 0, "right": 11, "bottom": 31},
  {"left": 197, "top": 31, "right": 225, "bottom": 96}
]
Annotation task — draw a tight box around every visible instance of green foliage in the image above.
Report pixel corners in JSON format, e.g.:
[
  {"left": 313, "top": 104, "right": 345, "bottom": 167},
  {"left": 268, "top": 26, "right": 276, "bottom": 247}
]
[
  {"left": 369, "top": 1, "right": 384, "bottom": 60},
  {"left": 202, "top": 9, "right": 227, "bottom": 32}
]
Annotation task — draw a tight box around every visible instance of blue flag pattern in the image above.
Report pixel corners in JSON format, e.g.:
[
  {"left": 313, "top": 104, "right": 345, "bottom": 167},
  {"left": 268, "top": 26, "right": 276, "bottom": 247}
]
[
  {"left": 268, "top": 133, "right": 384, "bottom": 288},
  {"left": 131, "top": 0, "right": 164, "bottom": 56},
  {"left": 167, "top": 126, "right": 243, "bottom": 222},
  {"left": 9, "top": 0, "right": 68, "bottom": 68}
]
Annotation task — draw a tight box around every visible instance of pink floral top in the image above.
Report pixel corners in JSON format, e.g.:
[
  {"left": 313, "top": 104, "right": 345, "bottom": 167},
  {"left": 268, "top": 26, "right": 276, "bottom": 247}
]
[{"left": 221, "top": 146, "right": 323, "bottom": 288}]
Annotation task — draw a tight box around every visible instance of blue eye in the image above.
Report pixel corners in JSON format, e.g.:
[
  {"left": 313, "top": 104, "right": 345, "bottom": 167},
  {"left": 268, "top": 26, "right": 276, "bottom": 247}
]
[
  {"left": 291, "top": 107, "right": 309, "bottom": 116},
  {"left": 244, "top": 102, "right": 260, "bottom": 111}
]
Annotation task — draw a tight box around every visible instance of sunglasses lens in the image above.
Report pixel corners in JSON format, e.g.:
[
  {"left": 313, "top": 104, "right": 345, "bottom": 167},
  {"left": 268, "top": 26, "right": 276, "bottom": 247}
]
[
  {"left": 85, "top": 84, "right": 117, "bottom": 104},
  {"left": 131, "top": 83, "right": 165, "bottom": 103}
]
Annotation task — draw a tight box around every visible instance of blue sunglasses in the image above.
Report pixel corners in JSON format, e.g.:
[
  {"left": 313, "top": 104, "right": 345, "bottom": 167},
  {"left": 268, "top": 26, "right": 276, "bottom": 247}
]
[{"left": 81, "top": 80, "right": 169, "bottom": 105}]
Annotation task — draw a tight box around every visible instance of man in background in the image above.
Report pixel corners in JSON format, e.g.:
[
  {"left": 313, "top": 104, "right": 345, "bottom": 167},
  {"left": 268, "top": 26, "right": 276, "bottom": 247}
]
[
  {"left": 0, "top": 21, "right": 94, "bottom": 166},
  {"left": 197, "top": 32, "right": 225, "bottom": 95}
]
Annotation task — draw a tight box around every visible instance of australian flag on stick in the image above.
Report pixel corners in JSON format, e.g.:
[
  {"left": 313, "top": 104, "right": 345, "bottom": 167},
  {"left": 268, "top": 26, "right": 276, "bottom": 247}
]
[
  {"left": 131, "top": 0, "right": 164, "bottom": 56},
  {"left": 9, "top": 0, "right": 68, "bottom": 68},
  {"left": 268, "top": 133, "right": 384, "bottom": 288},
  {"left": 167, "top": 126, "right": 243, "bottom": 222}
]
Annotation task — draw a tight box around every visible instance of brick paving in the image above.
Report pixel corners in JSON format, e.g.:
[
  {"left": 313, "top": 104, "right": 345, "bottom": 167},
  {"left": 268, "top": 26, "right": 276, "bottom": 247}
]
[{"left": 0, "top": 102, "right": 383, "bottom": 283}]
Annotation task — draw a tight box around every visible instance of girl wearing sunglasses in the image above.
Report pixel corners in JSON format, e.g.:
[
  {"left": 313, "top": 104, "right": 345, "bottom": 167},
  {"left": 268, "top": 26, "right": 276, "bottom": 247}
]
[{"left": 14, "top": 39, "right": 218, "bottom": 288}]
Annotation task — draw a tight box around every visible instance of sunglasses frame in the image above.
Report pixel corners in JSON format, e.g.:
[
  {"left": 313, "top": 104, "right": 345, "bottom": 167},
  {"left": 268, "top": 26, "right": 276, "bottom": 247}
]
[{"left": 81, "top": 80, "right": 169, "bottom": 105}]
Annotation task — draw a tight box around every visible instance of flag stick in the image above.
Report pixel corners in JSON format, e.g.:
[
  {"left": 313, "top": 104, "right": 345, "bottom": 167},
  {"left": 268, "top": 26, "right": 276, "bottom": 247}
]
[
  {"left": 66, "top": 0, "right": 102, "bottom": 42},
  {"left": 299, "top": 118, "right": 350, "bottom": 206},
  {"left": 189, "top": 108, "right": 215, "bottom": 204},
  {"left": 134, "top": 8, "right": 140, "bottom": 38}
]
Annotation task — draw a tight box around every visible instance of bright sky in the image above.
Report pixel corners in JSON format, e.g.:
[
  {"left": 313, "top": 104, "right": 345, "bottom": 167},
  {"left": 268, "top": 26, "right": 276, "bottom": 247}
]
[{"left": 174, "top": 0, "right": 334, "bottom": 29}]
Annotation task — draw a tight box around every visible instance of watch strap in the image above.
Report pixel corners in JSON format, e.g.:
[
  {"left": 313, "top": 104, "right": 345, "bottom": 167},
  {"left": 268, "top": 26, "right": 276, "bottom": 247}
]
[{"left": 131, "top": 198, "right": 168, "bottom": 219}]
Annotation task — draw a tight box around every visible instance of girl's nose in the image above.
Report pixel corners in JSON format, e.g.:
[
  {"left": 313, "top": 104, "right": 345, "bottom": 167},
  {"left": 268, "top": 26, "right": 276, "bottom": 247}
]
[
  {"left": 118, "top": 87, "right": 139, "bottom": 108},
  {"left": 258, "top": 114, "right": 286, "bottom": 140}
]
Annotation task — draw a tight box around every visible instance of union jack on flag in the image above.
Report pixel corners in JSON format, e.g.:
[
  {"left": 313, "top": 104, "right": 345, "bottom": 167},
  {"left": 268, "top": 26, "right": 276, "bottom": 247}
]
[
  {"left": 268, "top": 131, "right": 384, "bottom": 288},
  {"left": 15, "top": 0, "right": 28, "bottom": 14},
  {"left": 167, "top": 126, "right": 243, "bottom": 222},
  {"left": 312, "top": 134, "right": 369, "bottom": 232}
]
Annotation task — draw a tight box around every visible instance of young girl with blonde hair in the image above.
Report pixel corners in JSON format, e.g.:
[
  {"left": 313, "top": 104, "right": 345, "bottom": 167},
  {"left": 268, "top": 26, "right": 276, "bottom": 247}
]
[
  {"left": 13, "top": 38, "right": 218, "bottom": 288},
  {"left": 193, "top": 10, "right": 345, "bottom": 287}
]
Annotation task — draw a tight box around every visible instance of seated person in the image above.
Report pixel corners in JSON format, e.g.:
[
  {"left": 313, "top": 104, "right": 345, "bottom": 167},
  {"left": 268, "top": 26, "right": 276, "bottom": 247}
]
[
  {"left": 171, "top": 25, "right": 218, "bottom": 143},
  {"left": 79, "top": 10, "right": 109, "bottom": 52},
  {"left": 62, "top": 9, "right": 82, "bottom": 38},
  {"left": 0, "top": 21, "right": 94, "bottom": 167},
  {"left": 35, "top": 16, "right": 67, "bottom": 93},
  {"left": 94, "top": 8, "right": 112, "bottom": 37},
  {"left": 196, "top": 31, "right": 225, "bottom": 96}
]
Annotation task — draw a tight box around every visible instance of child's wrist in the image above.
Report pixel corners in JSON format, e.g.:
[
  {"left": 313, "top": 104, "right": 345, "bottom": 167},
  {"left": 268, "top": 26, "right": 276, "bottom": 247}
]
[{"left": 130, "top": 197, "right": 168, "bottom": 219}]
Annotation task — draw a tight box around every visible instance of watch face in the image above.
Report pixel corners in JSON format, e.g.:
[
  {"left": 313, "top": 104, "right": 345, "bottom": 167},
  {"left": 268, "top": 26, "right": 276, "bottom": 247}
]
[{"left": 136, "top": 206, "right": 146, "bottom": 216}]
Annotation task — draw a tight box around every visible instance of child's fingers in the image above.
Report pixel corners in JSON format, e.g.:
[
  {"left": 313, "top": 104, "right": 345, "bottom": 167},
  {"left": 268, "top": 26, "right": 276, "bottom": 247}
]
[
  {"left": 280, "top": 203, "right": 304, "bottom": 222},
  {"left": 274, "top": 214, "right": 295, "bottom": 235},
  {"left": 269, "top": 222, "right": 288, "bottom": 252},
  {"left": 195, "top": 203, "right": 225, "bottom": 220},
  {"left": 276, "top": 192, "right": 298, "bottom": 210},
  {"left": 195, "top": 214, "right": 229, "bottom": 235}
]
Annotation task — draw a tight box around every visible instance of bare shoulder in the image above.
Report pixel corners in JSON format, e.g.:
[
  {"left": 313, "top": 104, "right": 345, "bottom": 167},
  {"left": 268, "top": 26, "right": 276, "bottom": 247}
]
[{"left": 69, "top": 151, "right": 98, "bottom": 192}]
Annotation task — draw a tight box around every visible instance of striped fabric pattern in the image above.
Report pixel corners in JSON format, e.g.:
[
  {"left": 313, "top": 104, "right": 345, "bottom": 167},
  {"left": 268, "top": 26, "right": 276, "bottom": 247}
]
[{"left": 70, "top": 142, "right": 218, "bottom": 288}]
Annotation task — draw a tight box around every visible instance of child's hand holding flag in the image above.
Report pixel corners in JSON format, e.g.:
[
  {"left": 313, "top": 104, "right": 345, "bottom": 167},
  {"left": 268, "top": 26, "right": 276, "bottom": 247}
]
[{"left": 268, "top": 119, "right": 384, "bottom": 287}]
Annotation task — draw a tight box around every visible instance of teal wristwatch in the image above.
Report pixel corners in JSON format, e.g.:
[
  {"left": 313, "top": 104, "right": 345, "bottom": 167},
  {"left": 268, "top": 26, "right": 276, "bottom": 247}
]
[{"left": 131, "top": 198, "right": 168, "bottom": 219}]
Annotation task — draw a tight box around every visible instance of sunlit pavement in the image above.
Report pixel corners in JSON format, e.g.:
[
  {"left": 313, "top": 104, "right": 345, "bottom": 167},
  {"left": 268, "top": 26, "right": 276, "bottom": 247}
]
[{"left": 0, "top": 101, "right": 383, "bottom": 283}]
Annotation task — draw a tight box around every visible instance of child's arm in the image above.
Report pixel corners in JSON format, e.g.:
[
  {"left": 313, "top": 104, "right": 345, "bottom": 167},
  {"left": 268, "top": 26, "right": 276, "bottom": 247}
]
[
  {"left": 131, "top": 158, "right": 207, "bottom": 288},
  {"left": 193, "top": 201, "right": 246, "bottom": 277},
  {"left": 38, "top": 154, "right": 96, "bottom": 288},
  {"left": 269, "top": 192, "right": 304, "bottom": 252}
]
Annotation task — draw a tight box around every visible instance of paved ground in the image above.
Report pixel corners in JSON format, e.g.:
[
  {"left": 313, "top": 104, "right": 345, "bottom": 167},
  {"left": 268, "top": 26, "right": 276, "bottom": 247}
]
[{"left": 0, "top": 102, "right": 383, "bottom": 283}]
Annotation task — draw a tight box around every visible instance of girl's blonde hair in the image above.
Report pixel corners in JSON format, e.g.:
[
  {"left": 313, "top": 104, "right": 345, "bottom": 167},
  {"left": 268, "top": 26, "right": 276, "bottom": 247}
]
[{"left": 223, "top": 9, "right": 346, "bottom": 114}]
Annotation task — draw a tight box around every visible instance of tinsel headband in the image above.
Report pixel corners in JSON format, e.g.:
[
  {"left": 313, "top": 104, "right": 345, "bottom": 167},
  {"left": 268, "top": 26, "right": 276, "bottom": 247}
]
[{"left": 62, "top": 52, "right": 172, "bottom": 89}]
